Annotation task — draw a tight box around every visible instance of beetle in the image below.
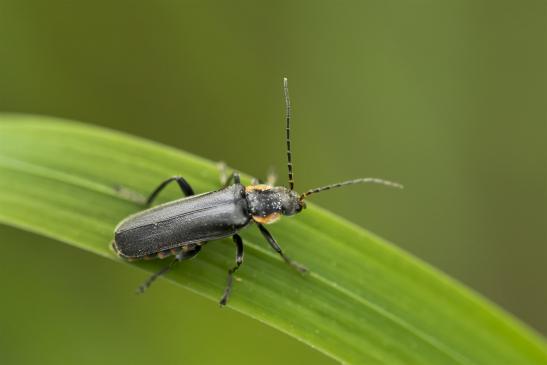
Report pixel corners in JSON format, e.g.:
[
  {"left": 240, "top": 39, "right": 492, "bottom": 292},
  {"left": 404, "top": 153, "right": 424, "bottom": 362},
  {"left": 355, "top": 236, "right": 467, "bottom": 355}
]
[{"left": 112, "top": 78, "right": 402, "bottom": 306}]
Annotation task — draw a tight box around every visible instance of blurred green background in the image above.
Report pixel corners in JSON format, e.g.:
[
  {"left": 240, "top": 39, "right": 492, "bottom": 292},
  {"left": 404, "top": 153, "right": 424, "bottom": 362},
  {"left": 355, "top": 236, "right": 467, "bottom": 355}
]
[{"left": 0, "top": 1, "right": 546, "bottom": 364}]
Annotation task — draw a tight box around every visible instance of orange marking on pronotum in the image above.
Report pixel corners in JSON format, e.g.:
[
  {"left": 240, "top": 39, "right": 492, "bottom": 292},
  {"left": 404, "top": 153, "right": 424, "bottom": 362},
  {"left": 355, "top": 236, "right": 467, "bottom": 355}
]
[
  {"left": 245, "top": 184, "right": 272, "bottom": 192},
  {"left": 252, "top": 213, "right": 281, "bottom": 225}
]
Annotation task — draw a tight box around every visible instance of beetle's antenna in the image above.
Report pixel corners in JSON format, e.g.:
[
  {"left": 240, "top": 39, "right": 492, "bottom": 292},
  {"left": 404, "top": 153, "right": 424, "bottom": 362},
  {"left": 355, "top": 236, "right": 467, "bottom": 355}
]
[
  {"left": 300, "top": 178, "right": 403, "bottom": 200},
  {"left": 284, "top": 77, "right": 294, "bottom": 190}
]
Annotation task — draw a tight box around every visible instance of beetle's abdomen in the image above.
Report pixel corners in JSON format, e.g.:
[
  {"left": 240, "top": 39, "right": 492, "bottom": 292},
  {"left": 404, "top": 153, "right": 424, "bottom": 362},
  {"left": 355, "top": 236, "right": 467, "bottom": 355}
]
[{"left": 114, "top": 184, "right": 250, "bottom": 258}]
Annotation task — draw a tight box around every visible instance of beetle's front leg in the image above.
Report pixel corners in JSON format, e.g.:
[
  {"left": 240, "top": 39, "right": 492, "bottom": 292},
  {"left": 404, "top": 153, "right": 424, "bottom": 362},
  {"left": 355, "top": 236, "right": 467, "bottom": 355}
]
[
  {"left": 219, "top": 234, "right": 244, "bottom": 306},
  {"left": 257, "top": 224, "right": 307, "bottom": 273},
  {"left": 266, "top": 166, "right": 277, "bottom": 186},
  {"left": 249, "top": 167, "right": 276, "bottom": 186}
]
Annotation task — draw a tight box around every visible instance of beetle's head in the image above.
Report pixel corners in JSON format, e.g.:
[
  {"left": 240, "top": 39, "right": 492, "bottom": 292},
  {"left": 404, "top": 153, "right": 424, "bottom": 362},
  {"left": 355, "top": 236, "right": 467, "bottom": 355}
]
[{"left": 276, "top": 187, "right": 306, "bottom": 216}]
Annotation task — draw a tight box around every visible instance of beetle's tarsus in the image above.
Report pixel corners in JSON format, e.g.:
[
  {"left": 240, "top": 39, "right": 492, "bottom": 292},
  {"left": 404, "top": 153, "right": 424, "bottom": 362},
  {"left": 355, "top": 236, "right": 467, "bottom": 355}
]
[
  {"left": 217, "top": 161, "right": 228, "bottom": 186},
  {"left": 266, "top": 166, "right": 277, "bottom": 186},
  {"left": 113, "top": 185, "right": 147, "bottom": 205},
  {"left": 219, "top": 270, "right": 233, "bottom": 307},
  {"left": 280, "top": 254, "right": 308, "bottom": 273},
  {"left": 290, "top": 260, "right": 308, "bottom": 273}
]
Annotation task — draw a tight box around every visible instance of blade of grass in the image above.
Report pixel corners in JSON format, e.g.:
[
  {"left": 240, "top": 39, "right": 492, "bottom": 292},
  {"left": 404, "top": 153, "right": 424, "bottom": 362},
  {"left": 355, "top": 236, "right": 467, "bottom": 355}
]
[{"left": 0, "top": 114, "right": 545, "bottom": 364}]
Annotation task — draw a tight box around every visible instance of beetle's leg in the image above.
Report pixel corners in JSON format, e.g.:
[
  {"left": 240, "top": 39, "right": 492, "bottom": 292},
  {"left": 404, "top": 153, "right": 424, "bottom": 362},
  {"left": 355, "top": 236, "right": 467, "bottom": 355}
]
[
  {"left": 249, "top": 167, "right": 275, "bottom": 186},
  {"left": 266, "top": 166, "right": 277, "bottom": 186},
  {"left": 136, "top": 258, "right": 178, "bottom": 294},
  {"left": 257, "top": 224, "right": 308, "bottom": 273},
  {"left": 224, "top": 173, "right": 241, "bottom": 187},
  {"left": 218, "top": 161, "right": 229, "bottom": 185},
  {"left": 219, "top": 234, "right": 244, "bottom": 306},
  {"left": 136, "top": 246, "right": 201, "bottom": 294},
  {"left": 146, "top": 176, "right": 195, "bottom": 207},
  {"left": 217, "top": 162, "right": 246, "bottom": 188},
  {"left": 217, "top": 162, "right": 242, "bottom": 187}
]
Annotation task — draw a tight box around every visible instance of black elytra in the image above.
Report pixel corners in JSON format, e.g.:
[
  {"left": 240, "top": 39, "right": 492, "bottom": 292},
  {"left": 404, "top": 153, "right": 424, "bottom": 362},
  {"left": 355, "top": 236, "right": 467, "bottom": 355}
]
[{"left": 112, "top": 78, "right": 403, "bottom": 306}]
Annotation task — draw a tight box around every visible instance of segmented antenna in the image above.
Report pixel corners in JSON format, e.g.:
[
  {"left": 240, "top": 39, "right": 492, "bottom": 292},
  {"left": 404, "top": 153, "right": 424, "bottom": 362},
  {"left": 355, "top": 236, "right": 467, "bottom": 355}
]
[
  {"left": 300, "top": 178, "right": 403, "bottom": 200},
  {"left": 284, "top": 77, "right": 294, "bottom": 190}
]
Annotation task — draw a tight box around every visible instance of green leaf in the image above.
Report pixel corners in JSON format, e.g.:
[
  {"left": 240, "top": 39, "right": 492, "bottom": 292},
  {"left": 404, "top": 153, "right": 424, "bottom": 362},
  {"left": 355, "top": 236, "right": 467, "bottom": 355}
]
[{"left": 0, "top": 114, "right": 545, "bottom": 365}]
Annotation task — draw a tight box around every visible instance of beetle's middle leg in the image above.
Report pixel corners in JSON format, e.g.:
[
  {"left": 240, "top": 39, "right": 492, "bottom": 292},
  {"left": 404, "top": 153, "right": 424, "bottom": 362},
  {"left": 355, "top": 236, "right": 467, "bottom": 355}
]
[
  {"left": 257, "top": 224, "right": 308, "bottom": 273},
  {"left": 219, "top": 161, "right": 270, "bottom": 187},
  {"left": 136, "top": 245, "right": 201, "bottom": 294},
  {"left": 250, "top": 167, "right": 276, "bottom": 186},
  {"left": 219, "top": 234, "right": 244, "bottom": 306},
  {"left": 146, "top": 176, "right": 195, "bottom": 206},
  {"left": 217, "top": 162, "right": 241, "bottom": 187}
]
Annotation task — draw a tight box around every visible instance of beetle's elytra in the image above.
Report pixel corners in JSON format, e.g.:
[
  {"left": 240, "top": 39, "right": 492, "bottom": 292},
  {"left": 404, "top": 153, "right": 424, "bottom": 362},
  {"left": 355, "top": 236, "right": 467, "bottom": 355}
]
[{"left": 113, "top": 78, "right": 402, "bottom": 306}]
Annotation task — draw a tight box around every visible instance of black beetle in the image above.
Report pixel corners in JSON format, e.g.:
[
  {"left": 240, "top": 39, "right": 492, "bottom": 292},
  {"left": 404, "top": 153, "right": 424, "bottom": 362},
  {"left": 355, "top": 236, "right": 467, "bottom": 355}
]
[{"left": 113, "top": 78, "right": 402, "bottom": 305}]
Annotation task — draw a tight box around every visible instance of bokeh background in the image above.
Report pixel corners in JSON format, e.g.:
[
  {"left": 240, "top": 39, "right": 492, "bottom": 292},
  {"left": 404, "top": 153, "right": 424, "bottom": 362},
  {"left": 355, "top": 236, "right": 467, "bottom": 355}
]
[{"left": 1, "top": 1, "right": 546, "bottom": 364}]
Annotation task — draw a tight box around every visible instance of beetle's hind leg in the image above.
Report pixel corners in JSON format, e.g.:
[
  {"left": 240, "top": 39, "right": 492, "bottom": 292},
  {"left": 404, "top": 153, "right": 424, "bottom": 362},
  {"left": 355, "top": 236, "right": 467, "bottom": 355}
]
[
  {"left": 136, "top": 245, "right": 201, "bottom": 294},
  {"left": 219, "top": 234, "right": 244, "bottom": 306},
  {"left": 146, "top": 176, "right": 195, "bottom": 207}
]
